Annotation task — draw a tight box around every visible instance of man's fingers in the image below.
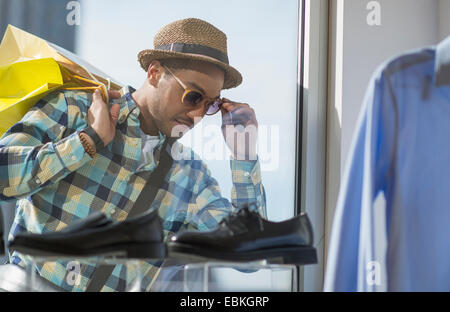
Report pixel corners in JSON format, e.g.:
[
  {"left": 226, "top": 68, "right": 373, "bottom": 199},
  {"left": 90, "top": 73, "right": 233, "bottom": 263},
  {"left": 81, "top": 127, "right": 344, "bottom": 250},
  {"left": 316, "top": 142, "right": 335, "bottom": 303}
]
[
  {"left": 108, "top": 90, "right": 121, "bottom": 100},
  {"left": 92, "top": 89, "right": 106, "bottom": 107},
  {"left": 220, "top": 98, "right": 239, "bottom": 116},
  {"left": 222, "top": 99, "right": 251, "bottom": 113},
  {"left": 110, "top": 103, "right": 121, "bottom": 126},
  {"left": 221, "top": 102, "right": 258, "bottom": 133},
  {"left": 221, "top": 99, "right": 238, "bottom": 112},
  {"left": 220, "top": 105, "right": 229, "bottom": 117},
  {"left": 93, "top": 89, "right": 101, "bottom": 101}
]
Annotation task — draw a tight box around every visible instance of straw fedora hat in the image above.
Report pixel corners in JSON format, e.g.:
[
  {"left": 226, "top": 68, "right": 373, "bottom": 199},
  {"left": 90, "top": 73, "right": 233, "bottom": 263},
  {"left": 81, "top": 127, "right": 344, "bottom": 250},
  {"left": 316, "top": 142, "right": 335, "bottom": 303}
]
[{"left": 138, "top": 18, "right": 242, "bottom": 89}]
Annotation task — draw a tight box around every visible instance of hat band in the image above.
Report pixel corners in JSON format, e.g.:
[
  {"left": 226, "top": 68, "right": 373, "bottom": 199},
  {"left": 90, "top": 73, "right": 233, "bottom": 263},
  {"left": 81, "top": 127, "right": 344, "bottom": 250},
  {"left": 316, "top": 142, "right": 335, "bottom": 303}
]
[{"left": 155, "top": 43, "right": 229, "bottom": 65}]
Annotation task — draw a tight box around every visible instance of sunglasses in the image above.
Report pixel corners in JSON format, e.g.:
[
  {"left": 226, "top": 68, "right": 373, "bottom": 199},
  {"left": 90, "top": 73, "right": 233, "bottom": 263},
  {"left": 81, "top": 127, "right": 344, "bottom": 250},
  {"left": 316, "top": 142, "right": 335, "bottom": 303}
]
[{"left": 163, "top": 65, "right": 223, "bottom": 116}]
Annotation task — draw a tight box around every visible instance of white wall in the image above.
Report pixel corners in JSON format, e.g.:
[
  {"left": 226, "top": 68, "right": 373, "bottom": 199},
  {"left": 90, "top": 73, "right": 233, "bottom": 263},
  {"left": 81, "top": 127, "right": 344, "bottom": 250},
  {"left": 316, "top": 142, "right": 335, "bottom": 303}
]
[
  {"left": 439, "top": 0, "right": 450, "bottom": 41},
  {"left": 341, "top": 0, "right": 439, "bottom": 171}
]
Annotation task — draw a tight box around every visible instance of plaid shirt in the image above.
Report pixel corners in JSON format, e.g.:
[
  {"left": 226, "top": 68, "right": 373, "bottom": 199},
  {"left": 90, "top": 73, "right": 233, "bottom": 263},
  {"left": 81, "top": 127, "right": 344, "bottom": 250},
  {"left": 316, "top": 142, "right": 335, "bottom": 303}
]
[{"left": 0, "top": 86, "right": 266, "bottom": 291}]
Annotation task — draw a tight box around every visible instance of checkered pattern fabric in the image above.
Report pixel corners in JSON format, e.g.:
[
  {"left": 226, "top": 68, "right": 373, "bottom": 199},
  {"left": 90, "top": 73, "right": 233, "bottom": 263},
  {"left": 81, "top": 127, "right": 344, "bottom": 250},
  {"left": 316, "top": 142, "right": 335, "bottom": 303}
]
[{"left": 0, "top": 86, "right": 266, "bottom": 291}]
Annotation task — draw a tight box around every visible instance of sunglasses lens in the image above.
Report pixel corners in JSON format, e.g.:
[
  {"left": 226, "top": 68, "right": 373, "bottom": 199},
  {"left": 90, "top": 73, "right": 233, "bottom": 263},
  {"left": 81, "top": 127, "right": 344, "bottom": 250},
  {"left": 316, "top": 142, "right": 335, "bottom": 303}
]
[
  {"left": 206, "top": 99, "right": 222, "bottom": 115},
  {"left": 183, "top": 91, "right": 203, "bottom": 106}
]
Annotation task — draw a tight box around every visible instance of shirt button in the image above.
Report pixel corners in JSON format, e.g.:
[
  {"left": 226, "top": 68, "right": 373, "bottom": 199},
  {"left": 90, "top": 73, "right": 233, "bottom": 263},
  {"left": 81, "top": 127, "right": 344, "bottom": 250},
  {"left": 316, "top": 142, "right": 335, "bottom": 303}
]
[
  {"left": 244, "top": 172, "right": 250, "bottom": 177},
  {"left": 110, "top": 209, "right": 116, "bottom": 215},
  {"left": 35, "top": 178, "right": 41, "bottom": 184}
]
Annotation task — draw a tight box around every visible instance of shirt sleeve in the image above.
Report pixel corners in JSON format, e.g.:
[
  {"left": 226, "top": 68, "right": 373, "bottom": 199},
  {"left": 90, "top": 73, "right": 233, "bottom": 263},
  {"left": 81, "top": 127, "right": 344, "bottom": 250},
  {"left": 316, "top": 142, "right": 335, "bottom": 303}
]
[
  {"left": 323, "top": 65, "right": 397, "bottom": 291},
  {"left": 230, "top": 158, "right": 267, "bottom": 218},
  {"left": 0, "top": 91, "right": 92, "bottom": 202},
  {"left": 186, "top": 158, "right": 267, "bottom": 231}
]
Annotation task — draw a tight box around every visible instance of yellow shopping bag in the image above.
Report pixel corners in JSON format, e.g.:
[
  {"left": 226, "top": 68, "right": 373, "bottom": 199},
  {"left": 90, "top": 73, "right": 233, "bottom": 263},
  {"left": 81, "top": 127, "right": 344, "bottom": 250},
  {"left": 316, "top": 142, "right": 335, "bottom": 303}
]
[
  {"left": 0, "top": 25, "right": 123, "bottom": 137},
  {"left": 0, "top": 58, "right": 63, "bottom": 135},
  {"left": 0, "top": 24, "right": 122, "bottom": 92},
  {"left": 0, "top": 57, "right": 107, "bottom": 136}
]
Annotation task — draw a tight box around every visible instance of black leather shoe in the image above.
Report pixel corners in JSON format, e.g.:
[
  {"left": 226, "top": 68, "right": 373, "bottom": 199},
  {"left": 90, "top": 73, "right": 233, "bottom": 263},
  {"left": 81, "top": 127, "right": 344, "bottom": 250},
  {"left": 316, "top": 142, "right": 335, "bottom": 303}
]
[
  {"left": 8, "top": 209, "right": 165, "bottom": 259},
  {"left": 168, "top": 206, "right": 317, "bottom": 265}
]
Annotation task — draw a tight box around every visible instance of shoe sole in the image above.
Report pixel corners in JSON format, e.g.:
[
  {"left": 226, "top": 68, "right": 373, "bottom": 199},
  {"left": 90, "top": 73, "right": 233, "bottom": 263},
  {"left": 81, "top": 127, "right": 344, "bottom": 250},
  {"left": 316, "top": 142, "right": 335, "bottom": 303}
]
[
  {"left": 167, "top": 242, "right": 318, "bottom": 265},
  {"left": 9, "top": 242, "right": 166, "bottom": 260}
]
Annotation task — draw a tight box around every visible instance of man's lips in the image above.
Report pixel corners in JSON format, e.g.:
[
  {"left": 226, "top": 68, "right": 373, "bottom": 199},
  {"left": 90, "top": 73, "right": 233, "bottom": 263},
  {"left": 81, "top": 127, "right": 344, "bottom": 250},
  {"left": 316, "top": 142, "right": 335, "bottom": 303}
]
[{"left": 174, "top": 119, "right": 194, "bottom": 128}]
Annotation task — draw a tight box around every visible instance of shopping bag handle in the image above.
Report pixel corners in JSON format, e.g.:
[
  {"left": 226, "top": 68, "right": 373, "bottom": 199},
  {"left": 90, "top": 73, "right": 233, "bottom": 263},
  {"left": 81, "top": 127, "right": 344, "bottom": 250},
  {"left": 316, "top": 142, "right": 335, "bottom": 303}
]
[
  {"left": 60, "top": 73, "right": 110, "bottom": 103},
  {"left": 59, "top": 64, "right": 111, "bottom": 103}
]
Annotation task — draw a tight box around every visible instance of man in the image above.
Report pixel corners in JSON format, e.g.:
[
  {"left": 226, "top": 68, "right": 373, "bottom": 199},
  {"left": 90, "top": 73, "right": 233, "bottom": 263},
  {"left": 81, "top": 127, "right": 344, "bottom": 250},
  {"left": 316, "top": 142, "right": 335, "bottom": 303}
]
[{"left": 0, "top": 18, "right": 266, "bottom": 291}]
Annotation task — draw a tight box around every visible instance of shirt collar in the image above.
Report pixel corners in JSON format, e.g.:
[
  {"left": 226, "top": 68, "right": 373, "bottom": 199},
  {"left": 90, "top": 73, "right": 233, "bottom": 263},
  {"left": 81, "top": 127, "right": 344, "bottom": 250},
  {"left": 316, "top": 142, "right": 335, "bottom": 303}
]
[
  {"left": 113, "top": 85, "right": 169, "bottom": 147},
  {"left": 113, "top": 85, "right": 139, "bottom": 125},
  {"left": 434, "top": 35, "right": 450, "bottom": 86}
]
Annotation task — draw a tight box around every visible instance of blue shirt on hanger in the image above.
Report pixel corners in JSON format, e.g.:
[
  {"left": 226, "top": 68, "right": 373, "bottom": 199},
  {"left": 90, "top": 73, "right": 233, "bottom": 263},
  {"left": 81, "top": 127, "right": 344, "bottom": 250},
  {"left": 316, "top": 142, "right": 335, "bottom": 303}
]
[{"left": 324, "top": 35, "right": 450, "bottom": 291}]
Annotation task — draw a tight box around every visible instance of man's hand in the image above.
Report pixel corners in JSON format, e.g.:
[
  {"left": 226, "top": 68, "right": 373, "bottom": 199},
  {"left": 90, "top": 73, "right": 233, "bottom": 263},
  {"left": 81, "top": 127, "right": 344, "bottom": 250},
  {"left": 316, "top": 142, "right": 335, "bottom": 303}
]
[
  {"left": 88, "top": 89, "right": 121, "bottom": 146},
  {"left": 220, "top": 98, "right": 258, "bottom": 161}
]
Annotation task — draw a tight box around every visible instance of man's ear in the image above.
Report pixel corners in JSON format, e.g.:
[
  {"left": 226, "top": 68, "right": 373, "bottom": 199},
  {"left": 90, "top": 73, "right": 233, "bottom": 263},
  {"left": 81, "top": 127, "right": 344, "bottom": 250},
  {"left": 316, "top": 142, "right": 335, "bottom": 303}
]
[{"left": 147, "top": 60, "right": 164, "bottom": 87}]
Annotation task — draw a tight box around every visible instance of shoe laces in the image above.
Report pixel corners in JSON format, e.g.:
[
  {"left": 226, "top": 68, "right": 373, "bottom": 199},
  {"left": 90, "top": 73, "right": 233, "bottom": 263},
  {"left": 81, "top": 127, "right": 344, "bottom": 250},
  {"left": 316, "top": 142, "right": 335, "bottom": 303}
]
[{"left": 219, "top": 205, "right": 264, "bottom": 232}]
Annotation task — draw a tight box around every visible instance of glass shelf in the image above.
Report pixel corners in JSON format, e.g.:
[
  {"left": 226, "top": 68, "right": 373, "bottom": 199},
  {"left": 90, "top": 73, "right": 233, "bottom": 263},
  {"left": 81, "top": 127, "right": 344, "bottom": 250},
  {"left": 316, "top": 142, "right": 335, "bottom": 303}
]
[{"left": 24, "top": 257, "right": 298, "bottom": 292}]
